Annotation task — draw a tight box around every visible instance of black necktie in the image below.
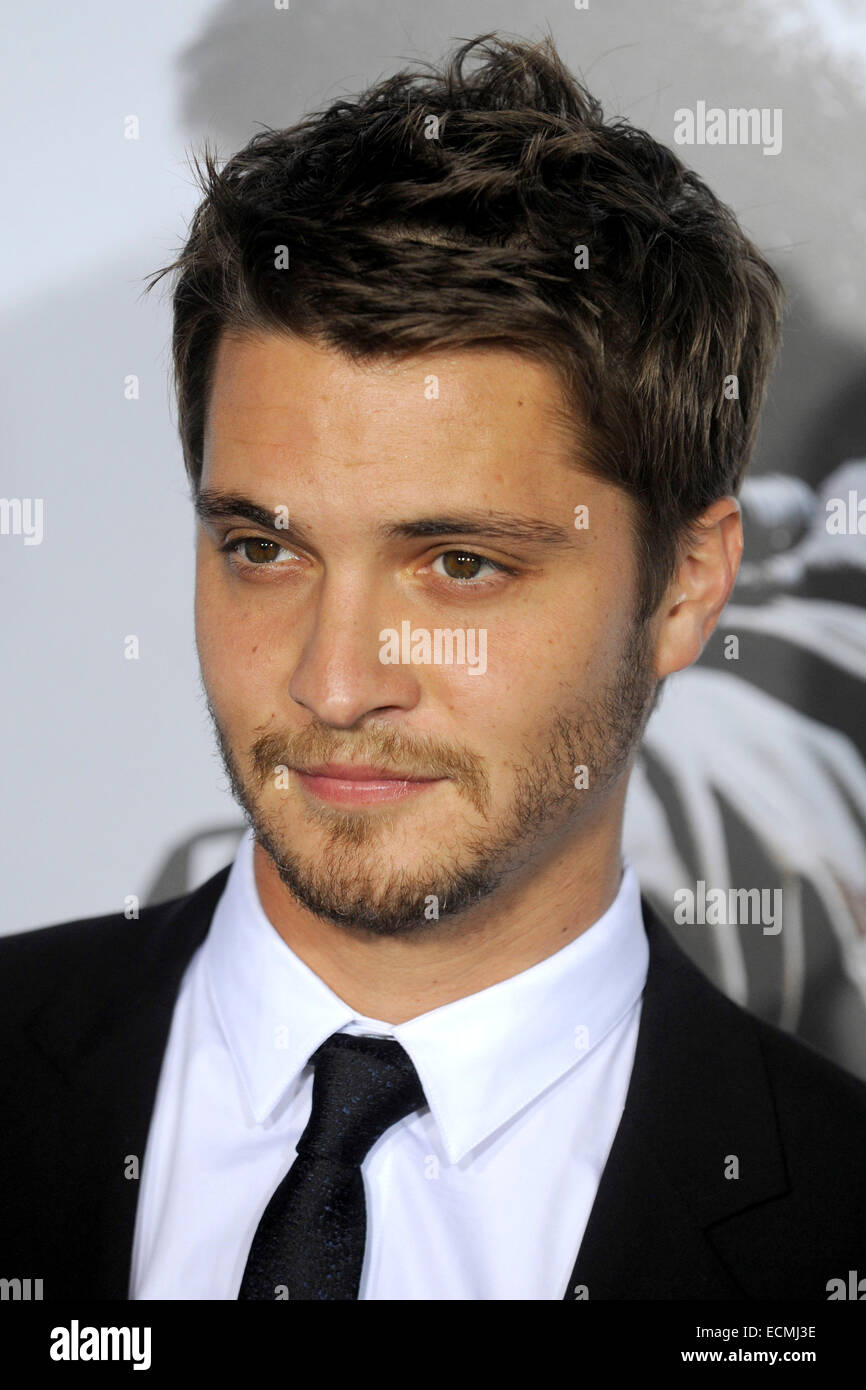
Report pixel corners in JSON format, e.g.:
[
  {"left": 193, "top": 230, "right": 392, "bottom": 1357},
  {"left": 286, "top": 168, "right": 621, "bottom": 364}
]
[{"left": 237, "top": 1031, "right": 427, "bottom": 1300}]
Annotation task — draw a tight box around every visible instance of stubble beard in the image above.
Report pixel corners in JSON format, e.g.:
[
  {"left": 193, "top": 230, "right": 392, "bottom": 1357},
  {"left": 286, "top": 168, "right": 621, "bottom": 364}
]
[{"left": 204, "top": 619, "right": 656, "bottom": 938}]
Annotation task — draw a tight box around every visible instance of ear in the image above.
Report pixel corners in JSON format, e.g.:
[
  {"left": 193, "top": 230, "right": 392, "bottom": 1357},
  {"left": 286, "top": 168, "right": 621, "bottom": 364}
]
[{"left": 653, "top": 496, "right": 743, "bottom": 680}]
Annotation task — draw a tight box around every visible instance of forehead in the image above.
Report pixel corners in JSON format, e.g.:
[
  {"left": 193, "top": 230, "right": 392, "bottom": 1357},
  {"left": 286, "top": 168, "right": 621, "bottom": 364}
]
[{"left": 202, "top": 328, "right": 581, "bottom": 490}]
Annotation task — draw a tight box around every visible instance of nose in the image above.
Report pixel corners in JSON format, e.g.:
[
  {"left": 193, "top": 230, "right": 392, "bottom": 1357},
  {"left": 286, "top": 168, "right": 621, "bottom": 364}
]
[{"left": 287, "top": 573, "right": 420, "bottom": 728}]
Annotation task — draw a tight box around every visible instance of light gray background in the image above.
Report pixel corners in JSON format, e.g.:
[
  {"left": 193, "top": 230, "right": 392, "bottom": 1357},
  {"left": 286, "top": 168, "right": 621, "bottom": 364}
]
[{"left": 3, "top": 1, "right": 865, "bottom": 1070}]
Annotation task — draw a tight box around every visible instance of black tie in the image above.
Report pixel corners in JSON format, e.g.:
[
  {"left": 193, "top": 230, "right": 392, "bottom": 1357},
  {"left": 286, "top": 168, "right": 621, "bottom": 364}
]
[{"left": 237, "top": 1031, "right": 427, "bottom": 1300}]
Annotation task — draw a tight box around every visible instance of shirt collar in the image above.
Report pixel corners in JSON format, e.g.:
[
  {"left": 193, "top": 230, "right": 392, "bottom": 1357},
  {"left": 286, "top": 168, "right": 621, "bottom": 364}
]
[{"left": 204, "top": 829, "right": 648, "bottom": 1163}]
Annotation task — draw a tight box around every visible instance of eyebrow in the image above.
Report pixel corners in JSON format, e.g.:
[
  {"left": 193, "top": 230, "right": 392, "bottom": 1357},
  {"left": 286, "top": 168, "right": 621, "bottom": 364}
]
[{"left": 194, "top": 490, "right": 576, "bottom": 551}]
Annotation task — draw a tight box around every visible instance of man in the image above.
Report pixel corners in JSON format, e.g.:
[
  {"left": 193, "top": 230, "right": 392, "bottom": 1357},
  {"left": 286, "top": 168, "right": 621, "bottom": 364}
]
[{"left": 2, "top": 32, "right": 865, "bottom": 1302}]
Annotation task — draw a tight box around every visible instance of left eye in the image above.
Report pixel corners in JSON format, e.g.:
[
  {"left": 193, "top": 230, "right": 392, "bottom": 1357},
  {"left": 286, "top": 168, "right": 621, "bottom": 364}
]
[{"left": 432, "top": 551, "right": 504, "bottom": 582}]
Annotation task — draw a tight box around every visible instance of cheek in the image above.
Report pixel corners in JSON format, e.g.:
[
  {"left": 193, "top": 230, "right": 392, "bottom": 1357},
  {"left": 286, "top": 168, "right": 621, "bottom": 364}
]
[
  {"left": 194, "top": 572, "right": 233, "bottom": 696},
  {"left": 432, "top": 622, "right": 568, "bottom": 758},
  {"left": 463, "top": 606, "right": 620, "bottom": 770},
  {"left": 194, "top": 564, "right": 275, "bottom": 713},
  {"left": 194, "top": 548, "right": 222, "bottom": 652}
]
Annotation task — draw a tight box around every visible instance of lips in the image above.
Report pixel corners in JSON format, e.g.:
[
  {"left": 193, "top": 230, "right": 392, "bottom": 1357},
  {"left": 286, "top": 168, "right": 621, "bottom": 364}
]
[
  {"left": 295, "top": 762, "right": 436, "bottom": 782},
  {"left": 291, "top": 762, "right": 443, "bottom": 806}
]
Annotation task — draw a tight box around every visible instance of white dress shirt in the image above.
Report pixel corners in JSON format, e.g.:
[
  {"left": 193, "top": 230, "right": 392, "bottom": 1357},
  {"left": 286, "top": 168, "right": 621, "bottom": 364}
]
[{"left": 129, "top": 828, "right": 648, "bottom": 1300}]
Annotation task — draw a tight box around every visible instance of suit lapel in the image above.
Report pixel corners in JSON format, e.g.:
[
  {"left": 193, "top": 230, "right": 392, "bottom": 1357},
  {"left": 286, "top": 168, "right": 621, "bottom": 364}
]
[
  {"left": 22, "top": 866, "right": 230, "bottom": 1299},
  {"left": 566, "top": 900, "right": 789, "bottom": 1299}
]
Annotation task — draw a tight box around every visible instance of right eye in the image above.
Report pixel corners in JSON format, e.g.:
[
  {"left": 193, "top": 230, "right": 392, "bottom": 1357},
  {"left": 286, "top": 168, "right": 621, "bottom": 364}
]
[{"left": 221, "top": 537, "right": 298, "bottom": 569}]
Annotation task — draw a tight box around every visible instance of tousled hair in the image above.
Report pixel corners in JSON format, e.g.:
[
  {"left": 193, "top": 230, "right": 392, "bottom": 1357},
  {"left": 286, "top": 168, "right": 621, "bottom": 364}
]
[{"left": 145, "top": 30, "right": 785, "bottom": 622}]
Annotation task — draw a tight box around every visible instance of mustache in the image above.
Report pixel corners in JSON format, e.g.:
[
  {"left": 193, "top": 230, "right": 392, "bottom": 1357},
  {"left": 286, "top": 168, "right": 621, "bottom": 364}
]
[{"left": 249, "top": 723, "right": 491, "bottom": 815}]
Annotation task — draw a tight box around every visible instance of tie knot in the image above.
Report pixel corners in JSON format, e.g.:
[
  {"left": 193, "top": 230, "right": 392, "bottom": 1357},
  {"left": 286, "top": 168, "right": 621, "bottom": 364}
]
[{"left": 297, "top": 1032, "right": 427, "bottom": 1167}]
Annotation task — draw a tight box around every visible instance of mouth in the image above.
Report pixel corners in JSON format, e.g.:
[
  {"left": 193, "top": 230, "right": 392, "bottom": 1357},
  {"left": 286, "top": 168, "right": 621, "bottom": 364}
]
[{"left": 292, "top": 762, "right": 444, "bottom": 806}]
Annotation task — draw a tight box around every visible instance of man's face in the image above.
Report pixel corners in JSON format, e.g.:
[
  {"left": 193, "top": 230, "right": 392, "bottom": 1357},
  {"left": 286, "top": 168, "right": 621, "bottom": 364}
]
[{"left": 195, "top": 330, "right": 657, "bottom": 936}]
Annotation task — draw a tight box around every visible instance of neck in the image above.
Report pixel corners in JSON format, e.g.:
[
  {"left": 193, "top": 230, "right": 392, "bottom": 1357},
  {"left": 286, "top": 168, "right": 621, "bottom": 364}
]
[{"left": 253, "top": 799, "right": 626, "bottom": 1025}]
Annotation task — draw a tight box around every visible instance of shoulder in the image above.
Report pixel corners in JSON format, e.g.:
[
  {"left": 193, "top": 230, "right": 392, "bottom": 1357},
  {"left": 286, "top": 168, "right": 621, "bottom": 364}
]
[
  {"left": 0, "top": 892, "right": 187, "bottom": 989},
  {"left": 638, "top": 903, "right": 866, "bottom": 1290},
  {"left": 750, "top": 1006, "right": 866, "bottom": 1168},
  {"left": 644, "top": 895, "right": 866, "bottom": 1119},
  {"left": 645, "top": 901, "right": 866, "bottom": 1248},
  {"left": 720, "top": 1011, "right": 866, "bottom": 1283},
  {"left": 0, "top": 865, "right": 231, "bottom": 1033}
]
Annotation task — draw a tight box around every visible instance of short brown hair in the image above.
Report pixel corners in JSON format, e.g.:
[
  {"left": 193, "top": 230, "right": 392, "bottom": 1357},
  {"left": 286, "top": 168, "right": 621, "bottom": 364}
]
[{"left": 146, "top": 30, "right": 785, "bottom": 622}]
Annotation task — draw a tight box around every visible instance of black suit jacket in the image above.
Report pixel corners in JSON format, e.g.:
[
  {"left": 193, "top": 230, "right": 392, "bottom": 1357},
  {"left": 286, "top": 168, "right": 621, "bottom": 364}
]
[{"left": 2, "top": 865, "right": 865, "bottom": 1300}]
